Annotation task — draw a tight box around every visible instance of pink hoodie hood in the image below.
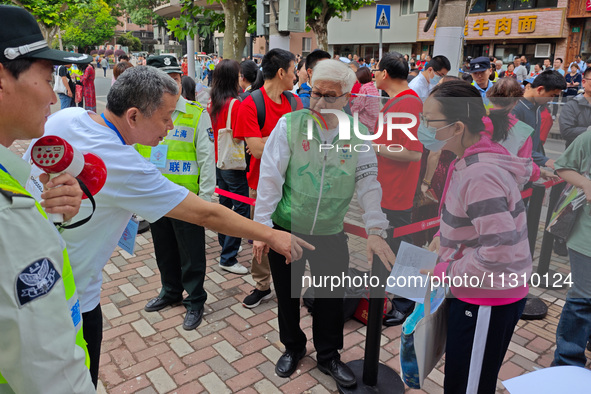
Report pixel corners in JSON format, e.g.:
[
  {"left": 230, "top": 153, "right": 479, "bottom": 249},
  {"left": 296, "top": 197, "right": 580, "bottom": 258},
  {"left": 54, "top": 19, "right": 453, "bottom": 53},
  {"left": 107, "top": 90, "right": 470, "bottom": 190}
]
[{"left": 434, "top": 134, "right": 532, "bottom": 306}]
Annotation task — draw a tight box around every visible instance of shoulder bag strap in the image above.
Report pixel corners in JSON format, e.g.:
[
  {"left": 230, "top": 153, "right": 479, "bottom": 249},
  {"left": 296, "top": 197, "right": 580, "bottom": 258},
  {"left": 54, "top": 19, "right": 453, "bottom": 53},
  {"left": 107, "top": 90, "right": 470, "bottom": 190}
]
[{"left": 226, "top": 99, "right": 237, "bottom": 129}]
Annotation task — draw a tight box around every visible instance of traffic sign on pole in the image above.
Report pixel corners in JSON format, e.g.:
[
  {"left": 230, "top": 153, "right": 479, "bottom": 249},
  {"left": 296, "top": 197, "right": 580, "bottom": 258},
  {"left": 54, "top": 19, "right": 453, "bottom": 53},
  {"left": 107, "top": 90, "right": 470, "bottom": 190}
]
[{"left": 375, "top": 4, "right": 391, "bottom": 29}]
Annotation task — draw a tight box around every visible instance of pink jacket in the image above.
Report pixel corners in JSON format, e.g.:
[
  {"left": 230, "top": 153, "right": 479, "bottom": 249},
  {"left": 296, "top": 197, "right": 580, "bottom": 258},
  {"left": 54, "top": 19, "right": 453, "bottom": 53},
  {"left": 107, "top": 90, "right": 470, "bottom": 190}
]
[
  {"left": 350, "top": 82, "right": 380, "bottom": 132},
  {"left": 433, "top": 134, "right": 533, "bottom": 306}
]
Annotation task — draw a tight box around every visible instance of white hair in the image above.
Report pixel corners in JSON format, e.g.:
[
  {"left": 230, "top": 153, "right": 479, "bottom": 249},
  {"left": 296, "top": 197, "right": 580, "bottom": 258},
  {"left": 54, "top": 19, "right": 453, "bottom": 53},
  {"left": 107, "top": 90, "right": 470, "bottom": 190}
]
[
  {"left": 311, "top": 59, "right": 357, "bottom": 94},
  {"left": 496, "top": 60, "right": 503, "bottom": 66}
]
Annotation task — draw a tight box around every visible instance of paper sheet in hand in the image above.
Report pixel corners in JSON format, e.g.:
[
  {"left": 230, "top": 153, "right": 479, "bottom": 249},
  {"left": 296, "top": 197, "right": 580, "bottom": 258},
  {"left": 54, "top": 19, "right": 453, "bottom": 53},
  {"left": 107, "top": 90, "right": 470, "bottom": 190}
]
[
  {"left": 385, "top": 241, "right": 437, "bottom": 303},
  {"left": 503, "top": 366, "right": 591, "bottom": 393}
]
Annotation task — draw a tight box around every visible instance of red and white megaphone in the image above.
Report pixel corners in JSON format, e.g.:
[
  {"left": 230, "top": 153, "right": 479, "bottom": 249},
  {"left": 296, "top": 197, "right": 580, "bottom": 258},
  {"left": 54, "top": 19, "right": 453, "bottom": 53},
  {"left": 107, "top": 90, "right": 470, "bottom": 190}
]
[{"left": 31, "top": 135, "right": 107, "bottom": 224}]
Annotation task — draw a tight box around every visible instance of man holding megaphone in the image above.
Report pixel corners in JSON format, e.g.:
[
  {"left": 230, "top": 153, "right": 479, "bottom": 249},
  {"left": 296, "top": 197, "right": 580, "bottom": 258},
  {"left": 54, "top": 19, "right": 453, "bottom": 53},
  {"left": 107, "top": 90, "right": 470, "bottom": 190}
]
[
  {"left": 0, "top": 5, "right": 96, "bottom": 393},
  {"left": 25, "top": 65, "right": 315, "bottom": 385}
]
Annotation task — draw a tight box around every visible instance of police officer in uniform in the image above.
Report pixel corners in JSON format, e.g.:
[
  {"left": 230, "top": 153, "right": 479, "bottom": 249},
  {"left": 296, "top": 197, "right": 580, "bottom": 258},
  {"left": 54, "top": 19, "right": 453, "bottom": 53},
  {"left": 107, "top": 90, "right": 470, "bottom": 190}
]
[
  {"left": 0, "top": 5, "right": 95, "bottom": 392},
  {"left": 137, "top": 55, "right": 215, "bottom": 330}
]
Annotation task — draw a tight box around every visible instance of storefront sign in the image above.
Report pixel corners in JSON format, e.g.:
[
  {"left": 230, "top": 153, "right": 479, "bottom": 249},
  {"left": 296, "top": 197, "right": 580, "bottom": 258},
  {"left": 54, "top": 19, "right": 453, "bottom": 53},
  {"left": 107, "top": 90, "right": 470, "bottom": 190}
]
[
  {"left": 417, "top": 8, "right": 565, "bottom": 41},
  {"left": 587, "top": 0, "right": 591, "bottom": 12}
]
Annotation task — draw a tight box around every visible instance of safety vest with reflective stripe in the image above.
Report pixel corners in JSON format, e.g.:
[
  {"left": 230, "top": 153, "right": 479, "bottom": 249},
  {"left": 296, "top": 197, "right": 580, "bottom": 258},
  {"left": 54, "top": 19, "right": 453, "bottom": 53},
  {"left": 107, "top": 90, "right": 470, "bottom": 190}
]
[
  {"left": 136, "top": 101, "right": 203, "bottom": 194},
  {"left": 0, "top": 170, "right": 90, "bottom": 385}
]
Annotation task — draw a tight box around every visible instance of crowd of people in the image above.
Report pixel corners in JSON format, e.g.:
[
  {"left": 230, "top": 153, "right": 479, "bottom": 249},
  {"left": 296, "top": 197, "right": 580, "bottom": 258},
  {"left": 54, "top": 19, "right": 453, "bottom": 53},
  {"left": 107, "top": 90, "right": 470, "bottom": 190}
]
[{"left": 3, "top": 4, "right": 591, "bottom": 393}]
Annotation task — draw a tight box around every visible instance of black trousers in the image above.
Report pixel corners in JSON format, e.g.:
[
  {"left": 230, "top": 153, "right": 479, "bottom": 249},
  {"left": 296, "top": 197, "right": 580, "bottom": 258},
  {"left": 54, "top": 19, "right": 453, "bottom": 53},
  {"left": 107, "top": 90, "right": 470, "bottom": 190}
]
[
  {"left": 383, "top": 207, "right": 415, "bottom": 313},
  {"left": 268, "top": 224, "right": 349, "bottom": 363},
  {"left": 82, "top": 303, "right": 102, "bottom": 388},
  {"left": 150, "top": 216, "right": 207, "bottom": 311},
  {"left": 444, "top": 298, "right": 526, "bottom": 394}
]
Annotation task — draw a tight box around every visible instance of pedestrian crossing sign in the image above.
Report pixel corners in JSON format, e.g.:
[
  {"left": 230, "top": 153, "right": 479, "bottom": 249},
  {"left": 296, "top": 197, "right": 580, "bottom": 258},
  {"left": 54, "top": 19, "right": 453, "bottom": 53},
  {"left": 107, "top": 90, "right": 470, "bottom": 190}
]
[{"left": 375, "top": 4, "right": 391, "bottom": 29}]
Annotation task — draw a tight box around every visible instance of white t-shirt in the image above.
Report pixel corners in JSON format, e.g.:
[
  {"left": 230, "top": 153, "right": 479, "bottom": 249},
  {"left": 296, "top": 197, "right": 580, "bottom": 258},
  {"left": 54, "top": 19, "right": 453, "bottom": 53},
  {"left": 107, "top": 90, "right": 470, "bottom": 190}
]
[
  {"left": 408, "top": 72, "right": 430, "bottom": 102},
  {"left": 25, "top": 108, "right": 189, "bottom": 313}
]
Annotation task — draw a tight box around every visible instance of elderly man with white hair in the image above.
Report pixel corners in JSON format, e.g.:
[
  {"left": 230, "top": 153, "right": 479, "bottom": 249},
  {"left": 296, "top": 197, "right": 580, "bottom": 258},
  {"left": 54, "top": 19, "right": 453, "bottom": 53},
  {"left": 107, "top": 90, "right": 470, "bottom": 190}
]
[{"left": 252, "top": 59, "right": 395, "bottom": 388}]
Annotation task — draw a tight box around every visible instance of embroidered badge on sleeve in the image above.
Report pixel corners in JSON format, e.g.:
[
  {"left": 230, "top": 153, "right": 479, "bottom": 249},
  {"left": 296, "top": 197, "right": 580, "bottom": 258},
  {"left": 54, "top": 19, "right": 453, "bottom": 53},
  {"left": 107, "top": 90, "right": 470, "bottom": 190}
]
[{"left": 15, "top": 258, "right": 61, "bottom": 307}]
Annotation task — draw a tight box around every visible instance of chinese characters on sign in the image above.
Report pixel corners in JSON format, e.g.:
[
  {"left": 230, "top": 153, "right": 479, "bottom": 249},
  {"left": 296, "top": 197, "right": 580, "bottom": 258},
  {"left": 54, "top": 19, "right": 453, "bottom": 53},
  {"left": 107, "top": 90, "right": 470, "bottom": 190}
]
[
  {"left": 433, "top": 15, "right": 538, "bottom": 37},
  {"left": 517, "top": 16, "right": 537, "bottom": 33},
  {"left": 495, "top": 18, "right": 511, "bottom": 35},
  {"left": 473, "top": 19, "right": 489, "bottom": 36}
]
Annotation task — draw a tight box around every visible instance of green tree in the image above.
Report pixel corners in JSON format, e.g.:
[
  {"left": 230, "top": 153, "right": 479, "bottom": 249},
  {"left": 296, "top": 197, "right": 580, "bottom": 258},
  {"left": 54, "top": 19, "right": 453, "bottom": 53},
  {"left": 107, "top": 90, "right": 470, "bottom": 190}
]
[
  {"left": 306, "top": 0, "right": 373, "bottom": 50},
  {"left": 61, "top": 0, "right": 118, "bottom": 52},
  {"left": 167, "top": 0, "right": 256, "bottom": 61},
  {"left": 1, "top": 0, "right": 87, "bottom": 44},
  {"left": 117, "top": 32, "right": 142, "bottom": 52},
  {"left": 119, "top": 0, "right": 166, "bottom": 27}
]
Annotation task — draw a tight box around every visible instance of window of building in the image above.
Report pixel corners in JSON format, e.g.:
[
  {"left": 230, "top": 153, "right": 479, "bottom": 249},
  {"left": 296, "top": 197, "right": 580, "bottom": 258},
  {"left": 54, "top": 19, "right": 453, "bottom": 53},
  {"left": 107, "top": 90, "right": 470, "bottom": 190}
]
[
  {"left": 494, "top": 45, "right": 520, "bottom": 63},
  {"left": 342, "top": 10, "right": 352, "bottom": 21},
  {"left": 127, "top": 17, "right": 132, "bottom": 24},
  {"left": 302, "top": 37, "right": 311, "bottom": 53},
  {"left": 470, "top": 0, "right": 557, "bottom": 12},
  {"left": 401, "top": 0, "right": 414, "bottom": 15}
]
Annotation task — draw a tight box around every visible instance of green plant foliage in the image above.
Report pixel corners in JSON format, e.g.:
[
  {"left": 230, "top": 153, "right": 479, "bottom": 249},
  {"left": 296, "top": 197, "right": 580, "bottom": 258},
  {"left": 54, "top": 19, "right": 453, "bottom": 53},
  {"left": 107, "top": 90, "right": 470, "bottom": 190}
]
[
  {"left": 117, "top": 31, "right": 142, "bottom": 51},
  {"left": 61, "top": 0, "right": 117, "bottom": 50},
  {"left": 120, "top": 0, "right": 161, "bottom": 26}
]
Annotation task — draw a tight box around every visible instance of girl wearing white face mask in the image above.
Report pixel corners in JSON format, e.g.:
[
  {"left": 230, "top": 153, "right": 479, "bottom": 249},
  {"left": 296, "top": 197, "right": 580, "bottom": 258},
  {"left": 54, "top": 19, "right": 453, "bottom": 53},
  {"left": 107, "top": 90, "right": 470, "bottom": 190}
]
[{"left": 419, "top": 80, "right": 533, "bottom": 394}]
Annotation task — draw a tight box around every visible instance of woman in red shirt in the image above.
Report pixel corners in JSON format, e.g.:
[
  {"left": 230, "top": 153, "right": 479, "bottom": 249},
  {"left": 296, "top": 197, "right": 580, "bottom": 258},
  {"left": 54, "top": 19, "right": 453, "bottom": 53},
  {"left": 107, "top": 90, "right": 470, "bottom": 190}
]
[{"left": 207, "top": 59, "right": 250, "bottom": 274}]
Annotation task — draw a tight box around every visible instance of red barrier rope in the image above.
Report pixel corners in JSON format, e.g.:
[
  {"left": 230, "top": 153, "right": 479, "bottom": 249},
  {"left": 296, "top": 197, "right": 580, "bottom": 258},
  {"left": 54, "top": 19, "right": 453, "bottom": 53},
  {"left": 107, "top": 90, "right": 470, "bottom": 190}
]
[
  {"left": 215, "top": 179, "right": 565, "bottom": 239},
  {"left": 215, "top": 187, "right": 256, "bottom": 206}
]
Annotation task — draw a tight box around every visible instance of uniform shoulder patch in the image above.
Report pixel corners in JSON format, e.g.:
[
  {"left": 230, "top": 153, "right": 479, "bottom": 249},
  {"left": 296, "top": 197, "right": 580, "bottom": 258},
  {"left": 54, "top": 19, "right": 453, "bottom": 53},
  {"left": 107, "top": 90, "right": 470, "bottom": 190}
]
[
  {"left": 188, "top": 100, "right": 204, "bottom": 110},
  {"left": 206, "top": 127, "right": 214, "bottom": 142},
  {"left": 15, "top": 258, "right": 61, "bottom": 308}
]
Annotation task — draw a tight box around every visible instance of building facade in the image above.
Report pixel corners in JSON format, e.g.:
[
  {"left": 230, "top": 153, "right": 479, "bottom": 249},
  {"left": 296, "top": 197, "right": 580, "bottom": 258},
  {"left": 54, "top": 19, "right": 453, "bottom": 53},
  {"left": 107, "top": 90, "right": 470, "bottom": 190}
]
[
  {"left": 418, "top": 0, "right": 570, "bottom": 67},
  {"left": 327, "top": 0, "right": 425, "bottom": 60},
  {"left": 251, "top": 31, "right": 319, "bottom": 58},
  {"left": 565, "top": 0, "right": 591, "bottom": 66},
  {"left": 115, "top": 15, "right": 156, "bottom": 53}
]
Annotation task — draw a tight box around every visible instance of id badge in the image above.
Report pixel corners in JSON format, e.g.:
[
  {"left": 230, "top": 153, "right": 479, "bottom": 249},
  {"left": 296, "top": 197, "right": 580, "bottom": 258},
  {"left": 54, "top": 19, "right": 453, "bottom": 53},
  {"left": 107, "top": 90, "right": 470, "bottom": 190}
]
[
  {"left": 150, "top": 145, "right": 168, "bottom": 168},
  {"left": 118, "top": 215, "right": 139, "bottom": 255}
]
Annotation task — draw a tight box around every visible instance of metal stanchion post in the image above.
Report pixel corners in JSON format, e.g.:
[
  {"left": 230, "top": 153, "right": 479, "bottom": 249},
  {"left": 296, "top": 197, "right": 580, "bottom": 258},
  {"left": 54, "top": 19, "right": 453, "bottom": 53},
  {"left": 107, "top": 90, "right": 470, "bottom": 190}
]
[
  {"left": 522, "top": 184, "right": 548, "bottom": 320},
  {"left": 537, "top": 182, "right": 566, "bottom": 289},
  {"left": 342, "top": 256, "right": 404, "bottom": 393}
]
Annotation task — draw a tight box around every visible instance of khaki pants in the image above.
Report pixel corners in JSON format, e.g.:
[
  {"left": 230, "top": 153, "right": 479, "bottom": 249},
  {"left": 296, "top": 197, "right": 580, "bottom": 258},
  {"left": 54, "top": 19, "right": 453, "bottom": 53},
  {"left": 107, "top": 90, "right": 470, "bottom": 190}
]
[{"left": 250, "top": 188, "right": 271, "bottom": 291}]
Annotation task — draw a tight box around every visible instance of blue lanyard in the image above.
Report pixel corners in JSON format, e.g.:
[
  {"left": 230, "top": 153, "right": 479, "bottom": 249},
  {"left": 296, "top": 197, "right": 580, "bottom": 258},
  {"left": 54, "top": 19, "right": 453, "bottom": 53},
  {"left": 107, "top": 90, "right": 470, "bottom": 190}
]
[
  {"left": 0, "top": 163, "right": 8, "bottom": 174},
  {"left": 101, "top": 113, "right": 126, "bottom": 145}
]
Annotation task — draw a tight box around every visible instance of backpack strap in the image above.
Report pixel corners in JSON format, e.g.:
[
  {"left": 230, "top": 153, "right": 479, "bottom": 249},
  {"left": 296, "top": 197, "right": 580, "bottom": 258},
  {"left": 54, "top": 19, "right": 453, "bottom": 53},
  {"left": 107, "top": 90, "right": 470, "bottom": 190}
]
[
  {"left": 251, "top": 90, "right": 299, "bottom": 131},
  {"left": 251, "top": 89, "right": 266, "bottom": 130},
  {"left": 282, "top": 91, "right": 298, "bottom": 111}
]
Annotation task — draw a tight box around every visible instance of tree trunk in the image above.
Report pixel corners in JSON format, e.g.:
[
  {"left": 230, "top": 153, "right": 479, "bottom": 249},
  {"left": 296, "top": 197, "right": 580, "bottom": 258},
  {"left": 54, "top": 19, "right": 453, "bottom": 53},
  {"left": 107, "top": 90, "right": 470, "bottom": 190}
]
[
  {"left": 308, "top": 20, "right": 328, "bottom": 51},
  {"left": 221, "top": 0, "right": 248, "bottom": 60},
  {"left": 306, "top": 0, "right": 330, "bottom": 51}
]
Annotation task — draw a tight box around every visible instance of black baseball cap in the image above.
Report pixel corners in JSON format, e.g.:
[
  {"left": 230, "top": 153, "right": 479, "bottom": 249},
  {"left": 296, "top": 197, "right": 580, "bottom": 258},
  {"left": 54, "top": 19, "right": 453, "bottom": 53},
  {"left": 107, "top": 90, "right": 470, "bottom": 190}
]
[
  {"left": 146, "top": 55, "right": 182, "bottom": 74},
  {"left": 0, "top": 5, "right": 91, "bottom": 64},
  {"left": 469, "top": 56, "right": 491, "bottom": 73}
]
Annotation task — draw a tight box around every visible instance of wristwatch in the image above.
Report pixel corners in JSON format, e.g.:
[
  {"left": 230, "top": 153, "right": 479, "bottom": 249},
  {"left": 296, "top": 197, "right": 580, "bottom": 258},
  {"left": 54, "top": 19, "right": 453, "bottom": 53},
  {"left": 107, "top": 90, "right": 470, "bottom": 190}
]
[{"left": 367, "top": 228, "right": 388, "bottom": 239}]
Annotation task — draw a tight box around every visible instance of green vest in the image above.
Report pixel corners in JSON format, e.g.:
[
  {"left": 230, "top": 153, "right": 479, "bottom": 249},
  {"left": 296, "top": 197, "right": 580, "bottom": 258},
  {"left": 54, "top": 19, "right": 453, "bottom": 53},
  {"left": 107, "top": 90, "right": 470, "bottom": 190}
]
[
  {"left": 136, "top": 101, "right": 204, "bottom": 194},
  {"left": 0, "top": 170, "right": 90, "bottom": 385},
  {"left": 501, "top": 120, "right": 534, "bottom": 156},
  {"left": 272, "top": 110, "right": 365, "bottom": 235}
]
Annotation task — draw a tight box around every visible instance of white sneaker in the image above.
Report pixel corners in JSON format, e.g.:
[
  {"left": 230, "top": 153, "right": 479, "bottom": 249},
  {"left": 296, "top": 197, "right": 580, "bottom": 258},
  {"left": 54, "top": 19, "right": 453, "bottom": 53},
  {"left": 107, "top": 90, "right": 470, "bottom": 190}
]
[{"left": 219, "top": 262, "right": 248, "bottom": 275}]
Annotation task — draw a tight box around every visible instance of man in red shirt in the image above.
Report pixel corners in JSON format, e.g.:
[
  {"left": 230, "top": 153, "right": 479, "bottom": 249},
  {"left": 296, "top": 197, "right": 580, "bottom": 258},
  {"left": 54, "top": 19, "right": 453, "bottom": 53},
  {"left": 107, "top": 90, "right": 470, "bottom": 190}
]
[
  {"left": 234, "top": 48, "right": 302, "bottom": 308},
  {"left": 373, "top": 52, "right": 423, "bottom": 325}
]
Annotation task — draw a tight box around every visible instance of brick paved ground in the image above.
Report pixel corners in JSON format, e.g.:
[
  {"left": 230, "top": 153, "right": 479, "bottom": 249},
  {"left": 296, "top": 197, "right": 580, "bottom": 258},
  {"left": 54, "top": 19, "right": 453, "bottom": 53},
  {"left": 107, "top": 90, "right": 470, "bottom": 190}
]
[{"left": 9, "top": 136, "right": 582, "bottom": 394}]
